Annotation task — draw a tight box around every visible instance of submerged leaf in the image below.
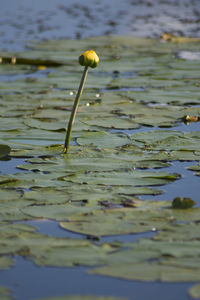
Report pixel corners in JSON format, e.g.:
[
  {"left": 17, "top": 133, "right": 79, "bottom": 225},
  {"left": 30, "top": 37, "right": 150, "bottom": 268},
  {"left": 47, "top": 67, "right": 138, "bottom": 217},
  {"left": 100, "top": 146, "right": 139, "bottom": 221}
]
[{"left": 172, "top": 197, "right": 196, "bottom": 209}]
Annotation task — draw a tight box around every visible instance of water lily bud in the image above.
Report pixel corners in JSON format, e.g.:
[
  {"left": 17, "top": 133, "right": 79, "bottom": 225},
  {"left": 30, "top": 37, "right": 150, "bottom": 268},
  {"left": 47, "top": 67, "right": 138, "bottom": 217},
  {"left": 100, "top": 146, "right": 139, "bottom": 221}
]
[{"left": 79, "top": 50, "right": 99, "bottom": 68}]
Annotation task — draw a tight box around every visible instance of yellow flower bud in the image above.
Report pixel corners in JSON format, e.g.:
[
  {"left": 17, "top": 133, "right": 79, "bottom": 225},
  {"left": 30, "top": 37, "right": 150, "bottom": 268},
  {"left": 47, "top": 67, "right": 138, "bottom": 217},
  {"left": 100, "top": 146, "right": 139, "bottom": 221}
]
[{"left": 79, "top": 50, "right": 99, "bottom": 68}]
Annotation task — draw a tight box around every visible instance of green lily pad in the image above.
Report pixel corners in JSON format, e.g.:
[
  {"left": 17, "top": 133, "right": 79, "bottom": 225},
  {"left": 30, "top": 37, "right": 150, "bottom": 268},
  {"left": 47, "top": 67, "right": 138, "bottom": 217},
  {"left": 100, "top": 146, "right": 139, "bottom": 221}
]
[
  {"left": 189, "top": 284, "right": 200, "bottom": 299},
  {"left": 22, "top": 204, "right": 96, "bottom": 221},
  {"left": 77, "top": 131, "right": 129, "bottom": 148},
  {"left": 0, "top": 256, "right": 13, "bottom": 270},
  {"left": 188, "top": 162, "right": 200, "bottom": 176},
  {"left": 60, "top": 203, "right": 173, "bottom": 237},
  {"left": 0, "top": 200, "right": 33, "bottom": 222},
  {"left": 82, "top": 116, "right": 140, "bottom": 130},
  {"left": 154, "top": 222, "right": 200, "bottom": 242},
  {"left": 0, "top": 188, "right": 23, "bottom": 202},
  {"left": 0, "top": 223, "right": 120, "bottom": 267},
  {"left": 172, "top": 197, "right": 196, "bottom": 209},
  {"left": 131, "top": 130, "right": 200, "bottom": 152},
  {"left": 10, "top": 144, "right": 63, "bottom": 158},
  {"left": 89, "top": 261, "right": 200, "bottom": 282},
  {"left": 59, "top": 169, "right": 179, "bottom": 187},
  {"left": 0, "top": 145, "right": 11, "bottom": 158},
  {"left": 0, "top": 286, "right": 13, "bottom": 300}
]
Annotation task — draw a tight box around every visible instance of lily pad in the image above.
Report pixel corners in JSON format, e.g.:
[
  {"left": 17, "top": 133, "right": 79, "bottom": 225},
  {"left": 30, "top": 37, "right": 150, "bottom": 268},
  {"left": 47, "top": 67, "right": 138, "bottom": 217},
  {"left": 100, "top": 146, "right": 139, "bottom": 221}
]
[
  {"left": 60, "top": 203, "right": 173, "bottom": 237},
  {"left": 188, "top": 162, "right": 200, "bottom": 177},
  {"left": 89, "top": 261, "right": 200, "bottom": 282},
  {"left": 22, "top": 204, "right": 95, "bottom": 221},
  {"left": 0, "top": 145, "right": 11, "bottom": 158},
  {"left": 172, "top": 197, "right": 196, "bottom": 209},
  {"left": 0, "top": 256, "right": 13, "bottom": 270},
  {"left": 131, "top": 130, "right": 200, "bottom": 152},
  {"left": 0, "top": 223, "right": 120, "bottom": 267},
  {"left": 0, "top": 286, "right": 13, "bottom": 300},
  {"left": 189, "top": 284, "right": 200, "bottom": 299},
  {"left": 77, "top": 131, "right": 129, "bottom": 148}
]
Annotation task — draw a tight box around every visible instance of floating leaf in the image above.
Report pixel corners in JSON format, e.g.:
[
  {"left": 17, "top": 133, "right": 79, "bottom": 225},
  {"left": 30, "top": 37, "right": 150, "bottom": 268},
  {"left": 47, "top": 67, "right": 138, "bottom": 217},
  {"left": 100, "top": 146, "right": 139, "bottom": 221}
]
[
  {"left": 89, "top": 261, "right": 200, "bottom": 282},
  {"left": 189, "top": 284, "right": 200, "bottom": 299},
  {"left": 0, "top": 256, "right": 13, "bottom": 270},
  {"left": 77, "top": 131, "right": 129, "bottom": 148},
  {"left": 60, "top": 202, "right": 173, "bottom": 237},
  {"left": 22, "top": 204, "right": 95, "bottom": 221},
  {"left": 0, "top": 286, "right": 13, "bottom": 300},
  {"left": 0, "top": 145, "right": 11, "bottom": 158},
  {"left": 188, "top": 162, "right": 200, "bottom": 177},
  {"left": 0, "top": 223, "right": 120, "bottom": 267}
]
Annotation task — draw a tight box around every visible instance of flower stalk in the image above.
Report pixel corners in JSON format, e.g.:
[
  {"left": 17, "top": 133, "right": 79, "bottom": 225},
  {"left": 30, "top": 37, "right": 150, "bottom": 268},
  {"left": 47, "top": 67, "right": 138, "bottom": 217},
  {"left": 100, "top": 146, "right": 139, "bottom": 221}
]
[
  {"left": 64, "top": 66, "right": 88, "bottom": 153},
  {"left": 64, "top": 50, "right": 99, "bottom": 154}
]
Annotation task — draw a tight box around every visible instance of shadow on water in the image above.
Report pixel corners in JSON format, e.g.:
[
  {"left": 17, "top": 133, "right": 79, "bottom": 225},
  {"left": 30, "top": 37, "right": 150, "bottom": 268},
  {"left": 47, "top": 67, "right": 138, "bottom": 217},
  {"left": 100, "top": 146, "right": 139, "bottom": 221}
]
[{"left": 0, "top": 256, "right": 193, "bottom": 300}]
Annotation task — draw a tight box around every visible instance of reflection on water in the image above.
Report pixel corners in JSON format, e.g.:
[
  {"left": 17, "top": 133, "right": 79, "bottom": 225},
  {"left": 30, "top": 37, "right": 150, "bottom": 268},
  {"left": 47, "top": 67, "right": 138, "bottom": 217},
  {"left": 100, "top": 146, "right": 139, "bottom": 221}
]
[{"left": 0, "top": 0, "right": 200, "bottom": 51}]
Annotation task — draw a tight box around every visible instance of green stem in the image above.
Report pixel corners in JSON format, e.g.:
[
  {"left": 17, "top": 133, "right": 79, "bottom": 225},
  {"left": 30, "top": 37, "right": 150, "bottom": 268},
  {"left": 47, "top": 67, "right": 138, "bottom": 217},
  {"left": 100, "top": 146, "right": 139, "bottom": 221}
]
[{"left": 64, "top": 66, "right": 88, "bottom": 154}]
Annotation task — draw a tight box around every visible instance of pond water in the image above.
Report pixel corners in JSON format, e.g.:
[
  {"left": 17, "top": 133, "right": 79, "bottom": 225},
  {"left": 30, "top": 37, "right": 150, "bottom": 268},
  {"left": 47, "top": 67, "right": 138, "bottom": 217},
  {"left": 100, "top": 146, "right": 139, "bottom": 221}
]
[
  {"left": 0, "top": 256, "right": 193, "bottom": 300},
  {"left": 0, "top": 0, "right": 200, "bottom": 51}
]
